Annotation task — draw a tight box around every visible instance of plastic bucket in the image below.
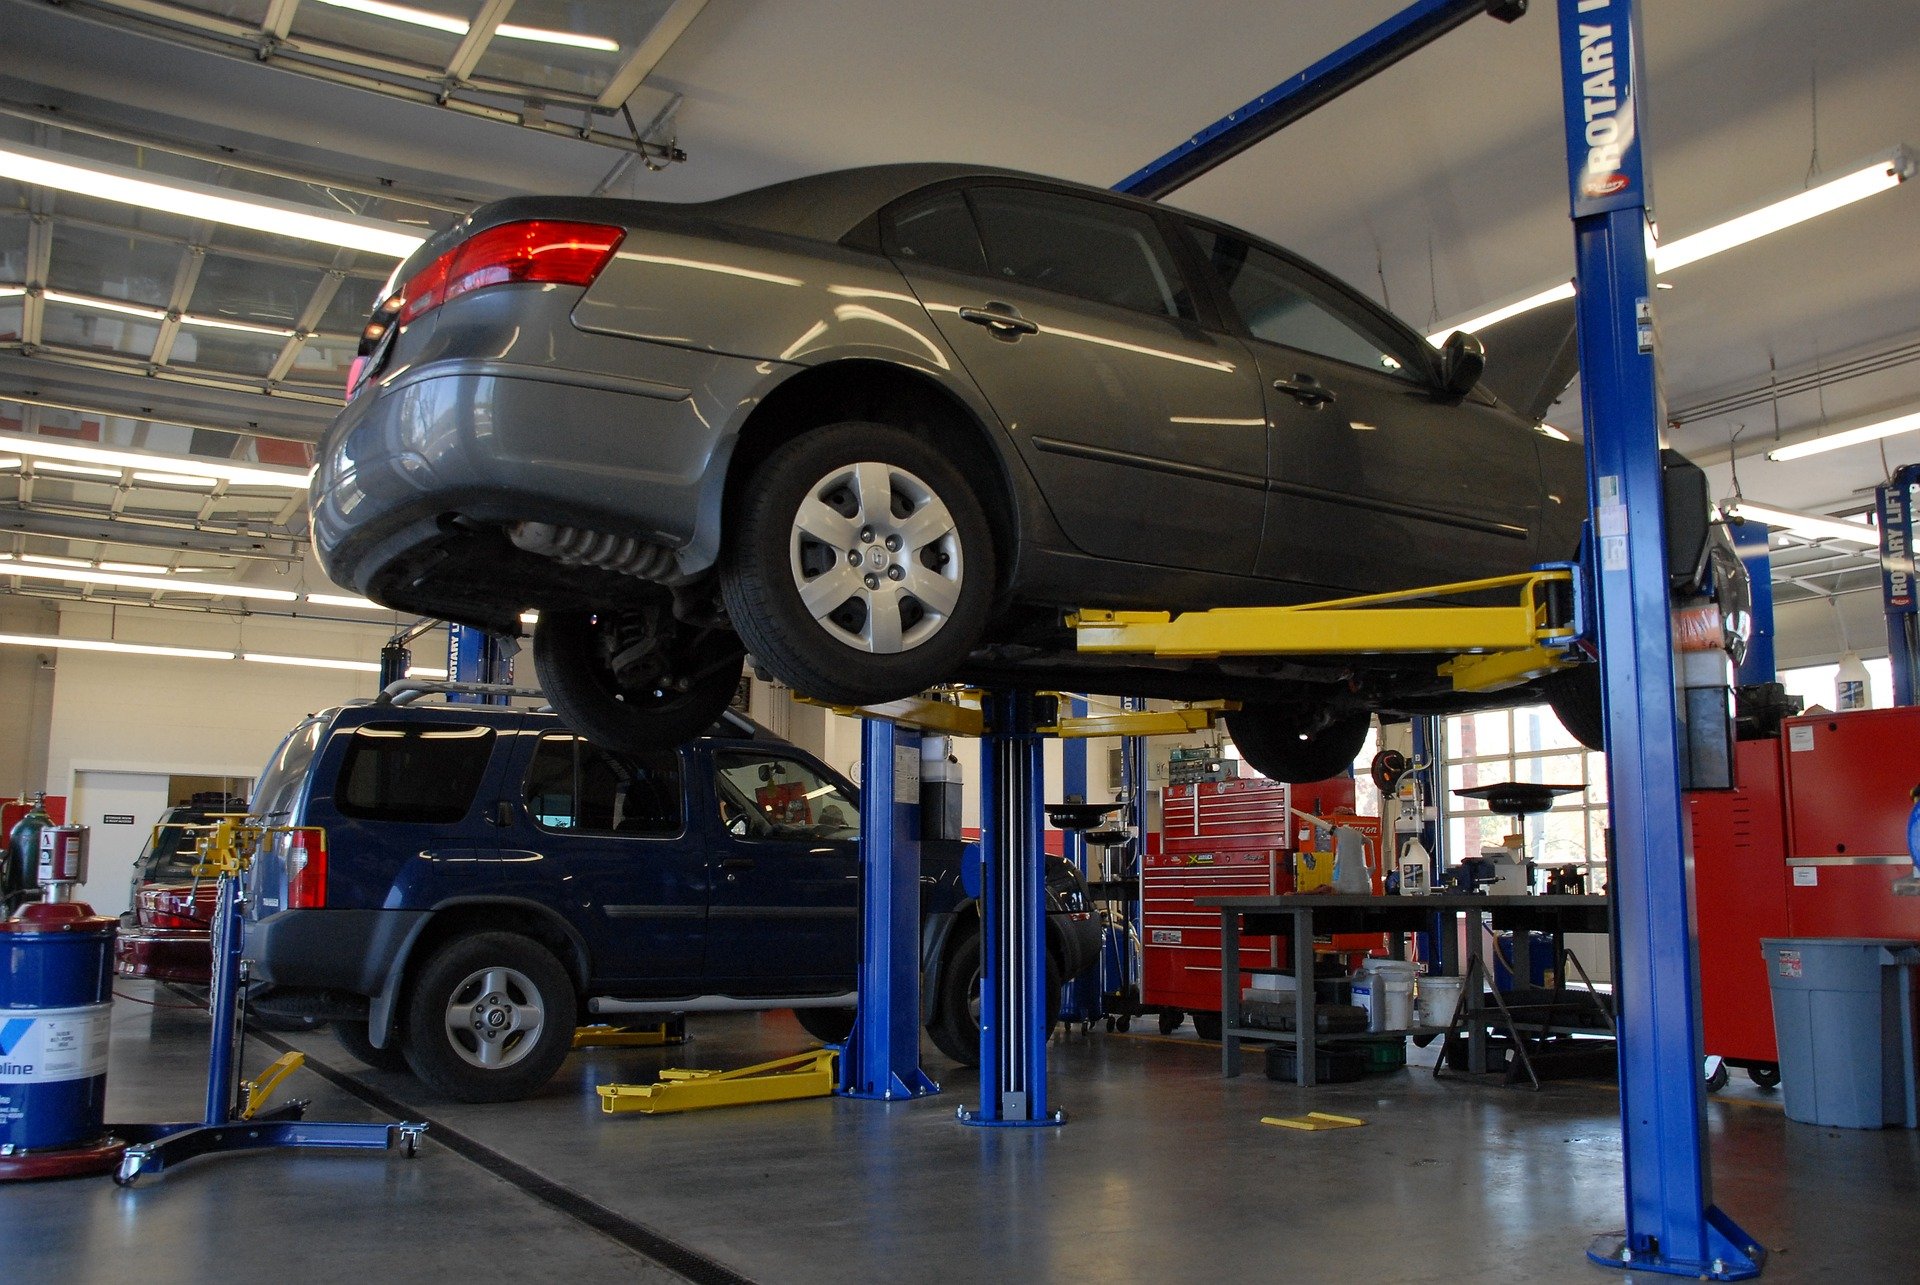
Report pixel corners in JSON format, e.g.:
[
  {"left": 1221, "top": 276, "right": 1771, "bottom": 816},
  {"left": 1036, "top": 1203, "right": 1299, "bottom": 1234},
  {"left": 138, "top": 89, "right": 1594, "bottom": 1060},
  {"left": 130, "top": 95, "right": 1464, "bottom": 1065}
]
[
  {"left": 1360, "top": 959, "right": 1416, "bottom": 1032},
  {"left": 1416, "top": 975, "right": 1464, "bottom": 1029},
  {"left": 1761, "top": 937, "right": 1920, "bottom": 1129}
]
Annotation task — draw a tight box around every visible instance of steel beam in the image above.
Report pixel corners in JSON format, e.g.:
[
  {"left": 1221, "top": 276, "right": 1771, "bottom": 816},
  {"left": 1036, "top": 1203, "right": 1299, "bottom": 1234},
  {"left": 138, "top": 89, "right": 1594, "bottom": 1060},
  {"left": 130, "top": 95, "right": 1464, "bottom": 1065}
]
[
  {"left": 1114, "top": 0, "right": 1528, "bottom": 199},
  {"left": 1556, "top": 1, "right": 1761, "bottom": 1277},
  {"left": 841, "top": 717, "right": 940, "bottom": 1100}
]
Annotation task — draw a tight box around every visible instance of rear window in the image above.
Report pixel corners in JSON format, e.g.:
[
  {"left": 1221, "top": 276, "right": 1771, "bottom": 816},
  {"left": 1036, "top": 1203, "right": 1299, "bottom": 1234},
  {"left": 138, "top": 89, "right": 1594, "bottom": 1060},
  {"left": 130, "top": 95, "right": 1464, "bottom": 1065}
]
[
  {"left": 251, "top": 716, "right": 328, "bottom": 822},
  {"left": 335, "top": 722, "right": 496, "bottom": 824},
  {"left": 524, "top": 734, "right": 682, "bottom": 836}
]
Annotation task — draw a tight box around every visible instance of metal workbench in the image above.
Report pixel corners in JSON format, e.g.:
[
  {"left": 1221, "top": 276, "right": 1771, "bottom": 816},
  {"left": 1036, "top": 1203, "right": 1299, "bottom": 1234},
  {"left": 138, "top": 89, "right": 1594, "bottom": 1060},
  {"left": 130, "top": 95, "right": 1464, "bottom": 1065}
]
[{"left": 1195, "top": 893, "right": 1612, "bottom": 1084}]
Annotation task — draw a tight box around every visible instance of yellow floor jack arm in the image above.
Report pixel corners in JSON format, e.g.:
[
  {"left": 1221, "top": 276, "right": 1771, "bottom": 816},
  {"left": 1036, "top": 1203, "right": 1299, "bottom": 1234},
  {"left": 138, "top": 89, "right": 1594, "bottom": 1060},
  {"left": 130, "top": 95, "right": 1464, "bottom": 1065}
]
[{"left": 597, "top": 1048, "right": 839, "bottom": 1115}]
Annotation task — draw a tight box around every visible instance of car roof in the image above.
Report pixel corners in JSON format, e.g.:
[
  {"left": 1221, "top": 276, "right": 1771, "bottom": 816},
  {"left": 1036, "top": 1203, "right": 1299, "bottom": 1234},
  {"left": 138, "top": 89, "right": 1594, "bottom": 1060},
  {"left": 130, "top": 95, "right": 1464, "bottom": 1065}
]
[{"left": 320, "top": 700, "right": 792, "bottom": 750}]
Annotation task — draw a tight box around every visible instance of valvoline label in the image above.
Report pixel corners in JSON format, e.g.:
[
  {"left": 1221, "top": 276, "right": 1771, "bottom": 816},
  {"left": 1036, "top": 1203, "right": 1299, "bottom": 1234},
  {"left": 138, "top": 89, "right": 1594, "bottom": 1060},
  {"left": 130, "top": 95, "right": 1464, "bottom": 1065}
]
[{"left": 0, "top": 1003, "right": 112, "bottom": 1083}]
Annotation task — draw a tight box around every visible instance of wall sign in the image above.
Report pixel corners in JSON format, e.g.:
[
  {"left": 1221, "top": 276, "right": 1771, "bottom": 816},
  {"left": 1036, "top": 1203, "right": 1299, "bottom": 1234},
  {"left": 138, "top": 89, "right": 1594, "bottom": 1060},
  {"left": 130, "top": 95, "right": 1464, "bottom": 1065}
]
[{"left": 101, "top": 814, "right": 135, "bottom": 825}]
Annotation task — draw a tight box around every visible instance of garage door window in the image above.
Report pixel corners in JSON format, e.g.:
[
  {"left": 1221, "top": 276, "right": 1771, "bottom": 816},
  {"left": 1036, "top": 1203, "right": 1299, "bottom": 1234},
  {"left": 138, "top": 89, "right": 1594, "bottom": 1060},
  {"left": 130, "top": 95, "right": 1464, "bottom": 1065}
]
[
  {"left": 1190, "top": 226, "right": 1420, "bottom": 381},
  {"left": 525, "top": 734, "right": 683, "bottom": 837},
  {"left": 969, "top": 187, "right": 1196, "bottom": 321},
  {"left": 335, "top": 723, "right": 495, "bottom": 824}
]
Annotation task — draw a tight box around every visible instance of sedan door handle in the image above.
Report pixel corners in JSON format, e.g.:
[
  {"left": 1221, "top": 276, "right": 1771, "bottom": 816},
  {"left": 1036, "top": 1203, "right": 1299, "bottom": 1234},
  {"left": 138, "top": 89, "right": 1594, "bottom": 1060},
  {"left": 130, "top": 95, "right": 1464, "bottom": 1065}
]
[
  {"left": 958, "top": 304, "right": 1040, "bottom": 338},
  {"left": 1273, "top": 375, "right": 1337, "bottom": 408}
]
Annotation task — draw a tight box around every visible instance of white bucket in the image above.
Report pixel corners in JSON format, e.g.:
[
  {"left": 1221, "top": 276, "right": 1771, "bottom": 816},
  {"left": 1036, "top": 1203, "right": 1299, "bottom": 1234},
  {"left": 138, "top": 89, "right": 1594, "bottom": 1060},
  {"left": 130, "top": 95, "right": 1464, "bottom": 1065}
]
[
  {"left": 1360, "top": 958, "right": 1416, "bottom": 1032},
  {"left": 1416, "top": 975, "right": 1465, "bottom": 1029}
]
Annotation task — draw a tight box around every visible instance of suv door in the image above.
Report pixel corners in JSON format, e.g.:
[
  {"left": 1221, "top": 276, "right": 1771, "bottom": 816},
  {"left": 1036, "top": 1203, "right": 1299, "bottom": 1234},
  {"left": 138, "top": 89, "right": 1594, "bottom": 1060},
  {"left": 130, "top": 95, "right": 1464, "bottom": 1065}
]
[
  {"left": 514, "top": 731, "right": 705, "bottom": 991},
  {"left": 884, "top": 183, "right": 1267, "bottom": 575},
  {"left": 703, "top": 747, "right": 860, "bottom": 992},
  {"left": 1183, "top": 224, "right": 1550, "bottom": 594}
]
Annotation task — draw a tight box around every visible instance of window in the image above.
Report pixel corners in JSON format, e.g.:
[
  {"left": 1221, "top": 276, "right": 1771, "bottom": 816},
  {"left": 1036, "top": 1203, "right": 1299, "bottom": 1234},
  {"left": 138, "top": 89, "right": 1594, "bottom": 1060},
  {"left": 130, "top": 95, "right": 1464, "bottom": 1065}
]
[
  {"left": 1777, "top": 656, "right": 1893, "bottom": 713},
  {"left": 525, "top": 734, "right": 682, "bottom": 836},
  {"left": 968, "top": 187, "right": 1195, "bottom": 320},
  {"left": 883, "top": 190, "right": 989, "bottom": 276},
  {"left": 252, "top": 715, "right": 326, "bottom": 822},
  {"left": 1444, "top": 704, "right": 1607, "bottom": 893},
  {"left": 1189, "top": 227, "right": 1419, "bottom": 380},
  {"left": 335, "top": 722, "right": 495, "bottom": 824},
  {"left": 714, "top": 752, "right": 859, "bottom": 842}
]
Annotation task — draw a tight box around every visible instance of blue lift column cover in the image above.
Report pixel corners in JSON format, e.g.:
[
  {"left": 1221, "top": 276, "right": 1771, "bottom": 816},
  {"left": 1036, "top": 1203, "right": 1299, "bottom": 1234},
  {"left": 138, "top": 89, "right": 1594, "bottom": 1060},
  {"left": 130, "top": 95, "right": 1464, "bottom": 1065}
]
[
  {"left": 1875, "top": 463, "right": 1920, "bottom": 705},
  {"left": 1555, "top": 0, "right": 1763, "bottom": 1277}
]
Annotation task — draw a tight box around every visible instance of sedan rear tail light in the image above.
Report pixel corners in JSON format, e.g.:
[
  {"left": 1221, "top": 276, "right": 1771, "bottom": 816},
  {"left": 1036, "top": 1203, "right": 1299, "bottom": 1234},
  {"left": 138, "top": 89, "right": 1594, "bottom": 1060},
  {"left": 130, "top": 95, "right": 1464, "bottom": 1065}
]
[
  {"left": 394, "top": 220, "right": 625, "bottom": 326},
  {"left": 286, "top": 828, "right": 328, "bottom": 910}
]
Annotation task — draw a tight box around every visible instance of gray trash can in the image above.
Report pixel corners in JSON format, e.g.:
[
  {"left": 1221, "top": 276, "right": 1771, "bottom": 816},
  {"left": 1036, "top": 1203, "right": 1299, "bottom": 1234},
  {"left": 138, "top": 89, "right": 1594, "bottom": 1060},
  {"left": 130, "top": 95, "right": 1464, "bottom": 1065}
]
[{"left": 1761, "top": 937, "right": 1920, "bottom": 1129}]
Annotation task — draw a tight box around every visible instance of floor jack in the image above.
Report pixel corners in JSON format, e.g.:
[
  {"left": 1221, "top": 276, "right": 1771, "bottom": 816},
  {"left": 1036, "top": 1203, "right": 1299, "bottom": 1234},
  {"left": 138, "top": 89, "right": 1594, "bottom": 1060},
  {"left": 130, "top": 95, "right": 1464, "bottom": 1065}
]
[{"left": 111, "top": 819, "right": 425, "bottom": 1185}]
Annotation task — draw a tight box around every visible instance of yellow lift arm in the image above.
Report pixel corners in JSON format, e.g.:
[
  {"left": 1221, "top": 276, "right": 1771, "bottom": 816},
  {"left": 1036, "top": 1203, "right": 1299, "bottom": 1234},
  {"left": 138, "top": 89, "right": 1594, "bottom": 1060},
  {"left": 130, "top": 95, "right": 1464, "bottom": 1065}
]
[{"left": 597, "top": 1049, "right": 839, "bottom": 1115}]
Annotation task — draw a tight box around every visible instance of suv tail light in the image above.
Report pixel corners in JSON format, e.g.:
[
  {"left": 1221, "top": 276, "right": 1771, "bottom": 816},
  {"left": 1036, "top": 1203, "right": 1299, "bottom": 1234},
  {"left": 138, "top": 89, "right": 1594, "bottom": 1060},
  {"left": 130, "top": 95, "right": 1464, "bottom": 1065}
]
[
  {"left": 286, "top": 828, "right": 329, "bottom": 910},
  {"left": 393, "top": 220, "right": 625, "bottom": 326}
]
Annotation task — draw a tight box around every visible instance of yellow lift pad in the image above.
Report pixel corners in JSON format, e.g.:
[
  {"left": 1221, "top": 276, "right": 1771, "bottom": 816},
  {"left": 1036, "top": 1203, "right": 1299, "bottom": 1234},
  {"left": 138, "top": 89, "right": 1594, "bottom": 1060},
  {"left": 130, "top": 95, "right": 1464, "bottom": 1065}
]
[
  {"left": 597, "top": 1049, "right": 839, "bottom": 1115},
  {"left": 572, "top": 1023, "right": 684, "bottom": 1049},
  {"left": 1261, "top": 1111, "right": 1367, "bottom": 1132}
]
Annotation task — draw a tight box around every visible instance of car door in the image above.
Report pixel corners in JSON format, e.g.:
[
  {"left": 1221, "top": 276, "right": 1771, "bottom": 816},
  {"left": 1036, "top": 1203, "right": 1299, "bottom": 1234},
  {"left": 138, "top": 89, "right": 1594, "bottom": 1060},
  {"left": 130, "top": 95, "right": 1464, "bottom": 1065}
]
[
  {"left": 883, "top": 183, "right": 1267, "bottom": 575},
  {"left": 703, "top": 747, "right": 860, "bottom": 992},
  {"left": 1182, "top": 223, "right": 1550, "bottom": 595},
  {"left": 514, "top": 731, "right": 706, "bottom": 991}
]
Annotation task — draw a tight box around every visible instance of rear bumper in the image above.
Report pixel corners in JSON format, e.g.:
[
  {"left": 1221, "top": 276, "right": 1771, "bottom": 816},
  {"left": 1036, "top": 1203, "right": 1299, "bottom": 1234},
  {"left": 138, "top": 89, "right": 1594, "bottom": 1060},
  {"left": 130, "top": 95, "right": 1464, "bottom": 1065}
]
[
  {"left": 114, "top": 927, "right": 210, "bottom": 985},
  {"left": 245, "top": 907, "right": 429, "bottom": 997}
]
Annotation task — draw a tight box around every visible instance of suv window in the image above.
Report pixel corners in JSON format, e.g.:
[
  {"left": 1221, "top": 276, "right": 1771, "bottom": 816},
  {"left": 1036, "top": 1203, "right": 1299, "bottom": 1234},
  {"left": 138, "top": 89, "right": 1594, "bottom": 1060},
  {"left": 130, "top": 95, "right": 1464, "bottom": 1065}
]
[
  {"left": 252, "top": 715, "right": 326, "bottom": 822},
  {"left": 335, "top": 722, "right": 495, "bottom": 824},
  {"left": 525, "top": 734, "right": 682, "bottom": 836},
  {"left": 969, "top": 187, "right": 1196, "bottom": 321},
  {"left": 883, "top": 189, "right": 989, "bottom": 276},
  {"left": 714, "top": 752, "right": 859, "bottom": 842},
  {"left": 1189, "top": 226, "right": 1422, "bottom": 380}
]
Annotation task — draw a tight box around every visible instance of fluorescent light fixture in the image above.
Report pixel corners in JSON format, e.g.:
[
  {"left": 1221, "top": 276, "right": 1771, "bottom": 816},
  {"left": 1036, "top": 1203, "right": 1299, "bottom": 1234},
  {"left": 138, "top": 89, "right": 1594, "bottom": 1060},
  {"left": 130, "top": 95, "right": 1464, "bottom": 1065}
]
[
  {"left": 312, "top": 0, "right": 621, "bottom": 51},
  {"left": 98, "top": 561, "right": 167, "bottom": 574},
  {"left": 40, "top": 289, "right": 168, "bottom": 321},
  {"left": 34, "top": 462, "right": 124, "bottom": 480},
  {"left": 408, "top": 667, "right": 450, "bottom": 679},
  {"left": 132, "top": 471, "right": 221, "bottom": 488},
  {"left": 179, "top": 314, "right": 298, "bottom": 338},
  {"left": 0, "top": 285, "right": 24, "bottom": 298},
  {"left": 1766, "top": 409, "right": 1920, "bottom": 463},
  {"left": 243, "top": 653, "right": 379, "bottom": 673},
  {"left": 21, "top": 553, "right": 92, "bottom": 568},
  {"left": 0, "top": 140, "right": 427, "bottom": 259},
  {"left": 1725, "top": 501, "right": 1878, "bottom": 546},
  {"left": 0, "top": 557, "right": 300, "bottom": 601},
  {"left": 304, "top": 592, "right": 388, "bottom": 610},
  {"left": 520, "top": 610, "right": 540, "bottom": 626},
  {"left": 0, "top": 431, "right": 312, "bottom": 490},
  {"left": 1431, "top": 146, "right": 1913, "bottom": 340},
  {"left": 1655, "top": 154, "right": 1912, "bottom": 273},
  {"left": 0, "top": 632, "right": 235, "bottom": 661}
]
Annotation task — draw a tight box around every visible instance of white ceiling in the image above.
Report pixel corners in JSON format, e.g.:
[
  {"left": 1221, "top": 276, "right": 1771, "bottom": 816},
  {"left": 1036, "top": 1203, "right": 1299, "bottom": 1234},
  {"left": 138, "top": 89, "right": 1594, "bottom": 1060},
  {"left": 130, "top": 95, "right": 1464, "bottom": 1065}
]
[{"left": 1, "top": 0, "right": 1916, "bottom": 613}]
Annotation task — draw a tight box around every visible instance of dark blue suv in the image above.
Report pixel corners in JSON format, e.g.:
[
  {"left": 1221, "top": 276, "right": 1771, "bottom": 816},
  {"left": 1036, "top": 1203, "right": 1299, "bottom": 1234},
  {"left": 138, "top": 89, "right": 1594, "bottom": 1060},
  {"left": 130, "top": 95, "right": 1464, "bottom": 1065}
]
[{"left": 243, "top": 699, "right": 1100, "bottom": 1101}]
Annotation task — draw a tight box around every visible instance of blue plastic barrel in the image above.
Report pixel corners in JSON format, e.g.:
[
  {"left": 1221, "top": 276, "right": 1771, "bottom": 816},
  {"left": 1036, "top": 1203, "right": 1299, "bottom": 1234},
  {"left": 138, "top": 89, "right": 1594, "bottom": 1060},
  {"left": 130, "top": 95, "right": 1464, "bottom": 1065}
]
[{"left": 0, "top": 903, "right": 118, "bottom": 1152}]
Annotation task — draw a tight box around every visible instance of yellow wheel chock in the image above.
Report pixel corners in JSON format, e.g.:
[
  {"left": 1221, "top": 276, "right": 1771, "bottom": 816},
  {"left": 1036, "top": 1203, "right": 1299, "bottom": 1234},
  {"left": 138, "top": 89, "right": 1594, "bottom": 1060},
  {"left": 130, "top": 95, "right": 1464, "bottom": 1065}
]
[
  {"left": 597, "top": 1048, "right": 839, "bottom": 1115},
  {"left": 241, "top": 1052, "right": 307, "bottom": 1120},
  {"left": 572, "top": 1023, "right": 685, "bottom": 1049}
]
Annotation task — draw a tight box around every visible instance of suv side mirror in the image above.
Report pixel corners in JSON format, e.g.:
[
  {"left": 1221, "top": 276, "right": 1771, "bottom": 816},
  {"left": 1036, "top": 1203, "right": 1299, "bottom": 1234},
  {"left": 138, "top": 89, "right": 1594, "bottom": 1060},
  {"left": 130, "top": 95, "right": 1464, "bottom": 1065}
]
[{"left": 1439, "top": 330, "right": 1486, "bottom": 397}]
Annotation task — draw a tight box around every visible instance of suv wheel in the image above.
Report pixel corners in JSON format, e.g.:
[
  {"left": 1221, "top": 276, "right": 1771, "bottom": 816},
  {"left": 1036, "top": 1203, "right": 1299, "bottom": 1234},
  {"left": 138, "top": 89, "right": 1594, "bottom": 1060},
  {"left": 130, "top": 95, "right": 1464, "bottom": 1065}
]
[
  {"left": 534, "top": 606, "right": 745, "bottom": 753},
  {"left": 927, "top": 929, "right": 1060, "bottom": 1067},
  {"left": 403, "top": 932, "right": 576, "bottom": 1103},
  {"left": 1224, "top": 706, "right": 1371, "bottom": 783},
  {"left": 720, "top": 421, "right": 995, "bottom": 705},
  {"left": 333, "top": 1019, "right": 409, "bottom": 1073},
  {"left": 793, "top": 1006, "right": 856, "bottom": 1044}
]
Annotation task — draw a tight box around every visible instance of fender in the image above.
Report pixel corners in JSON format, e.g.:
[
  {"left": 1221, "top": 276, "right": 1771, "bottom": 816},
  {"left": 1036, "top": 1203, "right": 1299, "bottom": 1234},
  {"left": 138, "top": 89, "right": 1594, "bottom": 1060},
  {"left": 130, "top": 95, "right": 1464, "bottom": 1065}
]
[{"left": 367, "top": 896, "right": 594, "bottom": 1048}]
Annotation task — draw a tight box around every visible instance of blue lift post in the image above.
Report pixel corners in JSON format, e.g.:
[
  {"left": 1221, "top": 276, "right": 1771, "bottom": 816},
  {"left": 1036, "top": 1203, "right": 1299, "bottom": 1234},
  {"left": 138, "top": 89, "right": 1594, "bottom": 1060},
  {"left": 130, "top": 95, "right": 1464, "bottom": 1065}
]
[
  {"left": 1556, "top": 0, "right": 1762, "bottom": 1276},
  {"left": 1059, "top": 696, "right": 1101, "bottom": 1026},
  {"left": 1728, "top": 519, "right": 1778, "bottom": 687},
  {"left": 961, "top": 690, "right": 1064, "bottom": 1126},
  {"left": 445, "top": 622, "right": 514, "bottom": 704},
  {"left": 840, "top": 717, "right": 939, "bottom": 1100},
  {"left": 1876, "top": 463, "right": 1920, "bottom": 705}
]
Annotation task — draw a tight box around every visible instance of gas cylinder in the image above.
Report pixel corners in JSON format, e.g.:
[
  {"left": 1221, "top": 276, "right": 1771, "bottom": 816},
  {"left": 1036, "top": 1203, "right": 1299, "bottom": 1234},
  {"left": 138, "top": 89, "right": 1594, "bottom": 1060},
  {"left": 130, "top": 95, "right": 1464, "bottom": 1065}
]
[{"left": 4, "top": 794, "right": 51, "bottom": 907}]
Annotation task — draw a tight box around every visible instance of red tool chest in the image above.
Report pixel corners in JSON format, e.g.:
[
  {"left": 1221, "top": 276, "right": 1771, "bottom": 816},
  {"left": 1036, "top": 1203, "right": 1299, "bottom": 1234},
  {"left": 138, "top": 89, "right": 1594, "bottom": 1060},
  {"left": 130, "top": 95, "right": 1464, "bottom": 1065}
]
[
  {"left": 1780, "top": 707, "right": 1920, "bottom": 940},
  {"left": 1689, "top": 737, "right": 1789, "bottom": 1066}
]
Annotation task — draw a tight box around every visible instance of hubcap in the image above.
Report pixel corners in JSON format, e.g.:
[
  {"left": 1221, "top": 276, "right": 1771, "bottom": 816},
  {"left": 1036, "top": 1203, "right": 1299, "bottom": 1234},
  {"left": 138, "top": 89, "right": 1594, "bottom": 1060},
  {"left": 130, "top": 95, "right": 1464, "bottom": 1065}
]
[
  {"left": 442, "top": 965, "right": 545, "bottom": 1070},
  {"left": 788, "top": 460, "right": 963, "bottom": 654}
]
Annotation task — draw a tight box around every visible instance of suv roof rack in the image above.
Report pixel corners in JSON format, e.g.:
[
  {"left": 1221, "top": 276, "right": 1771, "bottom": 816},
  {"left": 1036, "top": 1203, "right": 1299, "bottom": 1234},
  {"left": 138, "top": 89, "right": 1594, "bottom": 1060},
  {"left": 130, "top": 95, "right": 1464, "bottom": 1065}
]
[{"left": 376, "top": 678, "right": 546, "bottom": 706}]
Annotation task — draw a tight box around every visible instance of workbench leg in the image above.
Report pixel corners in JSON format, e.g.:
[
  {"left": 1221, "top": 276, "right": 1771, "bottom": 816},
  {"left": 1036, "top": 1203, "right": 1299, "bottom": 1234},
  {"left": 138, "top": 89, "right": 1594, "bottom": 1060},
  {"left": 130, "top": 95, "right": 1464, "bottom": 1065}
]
[
  {"left": 1293, "top": 909, "right": 1316, "bottom": 1088},
  {"left": 841, "top": 718, "right": 939, "bottom": 1101},
  {"left": 1555, "top": 1, "right": 1761, "bottom": 1274},
  {"left": 960, "top": 691, "right": 1064, "bottom": 1126},
  {"left": 1467, "top": 911, "right": 1487, "bottom": 1076},
  {"left": 1220, "top": 908, "right": 1240, "bottom": 1078}
]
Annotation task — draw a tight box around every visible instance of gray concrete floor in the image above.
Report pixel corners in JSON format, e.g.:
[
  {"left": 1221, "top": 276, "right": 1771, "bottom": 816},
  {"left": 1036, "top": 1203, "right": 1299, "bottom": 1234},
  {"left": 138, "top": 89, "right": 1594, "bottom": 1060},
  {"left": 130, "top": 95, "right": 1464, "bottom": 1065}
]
[{"left": 4, "top": 983, "right": 1916, "bottom": 1284}]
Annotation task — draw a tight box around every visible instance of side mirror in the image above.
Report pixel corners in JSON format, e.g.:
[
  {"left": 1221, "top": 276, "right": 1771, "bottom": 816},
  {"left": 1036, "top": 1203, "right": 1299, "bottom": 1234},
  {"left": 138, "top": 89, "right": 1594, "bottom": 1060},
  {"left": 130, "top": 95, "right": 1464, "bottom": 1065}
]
[{"left": 1439, "top": 330, "right": 1486, "bottom": 397}]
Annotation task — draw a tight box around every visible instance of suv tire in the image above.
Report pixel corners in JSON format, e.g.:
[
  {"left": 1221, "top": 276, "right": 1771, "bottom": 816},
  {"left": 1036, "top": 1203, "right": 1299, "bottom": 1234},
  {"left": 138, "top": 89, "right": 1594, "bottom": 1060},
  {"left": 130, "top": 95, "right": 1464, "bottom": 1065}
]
[
  {"left": 720, "top": 421, "right": 995, "bottom": 705},
  {"left": 534, "top": 608, "right": 745, "bottom": 753},
  {"left": 793, "top": 1006, "right": 856, "bottom": 1044},
  {"left": 928, "top": 929, "right": 1060, "bottom": 1067},
  {"left": 333, "top": 1019, "right": 409, "bottom": 1073},
  {"left": 1224, "top": 707, "right": 1371, "bottom": 783},
  {"left": 402, "top": 932, "right": 577, "bottom": 1103}
]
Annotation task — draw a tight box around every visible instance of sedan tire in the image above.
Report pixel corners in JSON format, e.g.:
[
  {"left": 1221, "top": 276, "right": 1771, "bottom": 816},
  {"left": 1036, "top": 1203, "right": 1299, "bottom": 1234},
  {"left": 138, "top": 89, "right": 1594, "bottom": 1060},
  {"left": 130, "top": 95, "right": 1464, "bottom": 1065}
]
[
  {"left": 534, "top": 607, "right": 745, "bottom": 753},
  {"left": 403, "top": 932, "right": 576, "bottom": 1103},
  {"left": 1224, "top": 707, "right": 1372, "bottom": 783},
  {"left": 721, "top": 421, "right": 995, "bottom": 706}
]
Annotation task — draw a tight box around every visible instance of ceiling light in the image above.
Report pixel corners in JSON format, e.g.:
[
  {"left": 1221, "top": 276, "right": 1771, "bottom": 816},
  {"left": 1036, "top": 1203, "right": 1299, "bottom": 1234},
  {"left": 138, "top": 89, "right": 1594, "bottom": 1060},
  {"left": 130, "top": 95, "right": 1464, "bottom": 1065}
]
[
  {"left": 21, "top": 554, "right": 92, "bottom": 568},
  {"left": 40, "top": 289, "right": 168, "bottom": 321},
  {"left": 312, "top": 0, "right": 620, "bottom": 52},
  {"left": 0, "top": 430, "right": 311, "bottom": 490},
  {"left": 520, "top": 610, "right": 540, "bottom": 626},
  {"left": 0, "top": 632, "right": 236, "bottom": 662},
  {"left": 408, "top": 666, "right": 450, "bottom": 679},
  {"left": 1724, "top": 501, "right": 1878, "bottom": 546},
  {"left": 0, "top": 140, "right": 427, "bottom": 259},
  {"left": 131, "top": 471, "right": 221, "bottom": 488},
  {"left": 179, "top": 314, "right": 298, "bottom": 338},
  {"left": 33, "top": 462, "right": 124, "bottom": 480},
  {"left": 305, "top": 592, "right": 388, "bottom": 610},
  {"left": 1765, "top": 409, "right": 1920, "bottom": 463},
  {"left": 243, "top": 653, "right": 379, "bottom": 673},
  {"left": 0, "top": 285, "right": 24, "bottom": 298},
  {"left": 98, "top": 561, "right": 168, "bottom": 574},
  {"left": 0, "top": 557, "right": 300, "bottom": 601},
  {"left": 1431, "top": 146, "right": 1912, "bottom": 340}
]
